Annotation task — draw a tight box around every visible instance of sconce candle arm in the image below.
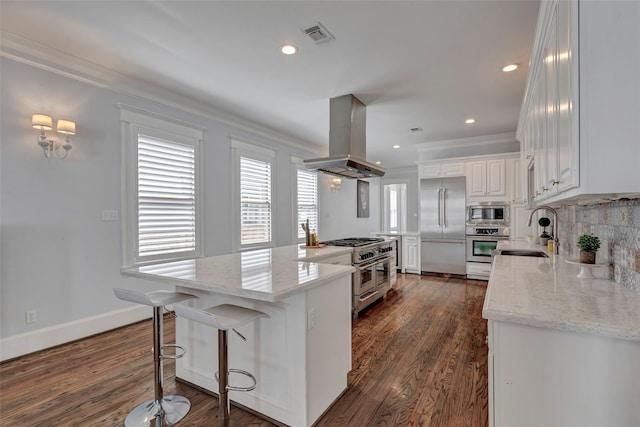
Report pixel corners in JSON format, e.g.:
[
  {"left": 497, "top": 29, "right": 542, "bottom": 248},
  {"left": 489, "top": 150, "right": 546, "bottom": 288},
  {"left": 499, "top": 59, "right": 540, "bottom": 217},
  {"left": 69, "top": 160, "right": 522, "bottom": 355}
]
[{"left": 32, "top": 114, "right": 75, "bottom": 160}]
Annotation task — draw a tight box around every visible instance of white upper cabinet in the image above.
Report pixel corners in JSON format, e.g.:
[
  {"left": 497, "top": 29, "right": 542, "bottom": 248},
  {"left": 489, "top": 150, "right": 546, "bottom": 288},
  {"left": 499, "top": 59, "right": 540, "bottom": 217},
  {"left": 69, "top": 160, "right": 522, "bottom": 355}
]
[
  {"left": 516, "top": 0, "right": 640, "bottom": 205},
  {"left": 466, "top": 159, "right": 506, "bottom": 200},
  {"left": 419, "top": 161, "right": 465, "bottom": 179},
  {"left": 507, "top": 158, "right": 525, "bottom": 205}
]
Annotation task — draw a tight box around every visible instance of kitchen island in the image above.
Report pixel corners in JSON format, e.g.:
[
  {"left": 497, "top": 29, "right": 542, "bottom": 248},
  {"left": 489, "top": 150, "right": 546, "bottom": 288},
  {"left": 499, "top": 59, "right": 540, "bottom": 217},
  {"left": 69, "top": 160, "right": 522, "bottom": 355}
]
[
  {"left": 484, "top": 241, "right": 640, "bottom": 427},
  {"left": 122, "top": 245, "right": 354, "bottom": 427}
]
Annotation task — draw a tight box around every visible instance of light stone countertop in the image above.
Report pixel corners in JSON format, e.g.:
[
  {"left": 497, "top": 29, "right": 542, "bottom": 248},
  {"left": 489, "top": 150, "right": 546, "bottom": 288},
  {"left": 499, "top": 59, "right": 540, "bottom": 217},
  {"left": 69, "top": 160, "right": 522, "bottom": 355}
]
[
  {"left": 121, "top": 245, "right": 354, "bottom": 303},
  {"left": 483, "top": 240, "right": 640, "bottom": 341}
]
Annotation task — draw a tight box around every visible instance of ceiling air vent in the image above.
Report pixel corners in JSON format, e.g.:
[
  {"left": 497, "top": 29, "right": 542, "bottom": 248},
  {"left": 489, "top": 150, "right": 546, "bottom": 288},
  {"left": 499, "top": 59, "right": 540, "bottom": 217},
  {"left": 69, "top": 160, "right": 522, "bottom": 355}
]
[{"left": 303, "top": 22, "right": 335, "bottom": 44}]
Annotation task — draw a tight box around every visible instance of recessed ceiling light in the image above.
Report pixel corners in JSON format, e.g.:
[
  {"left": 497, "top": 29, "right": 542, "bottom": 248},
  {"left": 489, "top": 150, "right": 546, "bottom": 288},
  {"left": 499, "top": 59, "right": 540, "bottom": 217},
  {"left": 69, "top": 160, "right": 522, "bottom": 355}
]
[
  {"left": 281, "top": 45, "right": 297, "bottom": 55},
  {"left": 502, "top": 64, "right": 518, "bottom": 72},
  {"left": 392, "top": 144, "right": 400, "bottom": 149},
  {"left": 375, "top": 161, "right": 382, "bottom": 165},
  {"left": 465, "top": 118, "right": 476, "bottom": 124}
]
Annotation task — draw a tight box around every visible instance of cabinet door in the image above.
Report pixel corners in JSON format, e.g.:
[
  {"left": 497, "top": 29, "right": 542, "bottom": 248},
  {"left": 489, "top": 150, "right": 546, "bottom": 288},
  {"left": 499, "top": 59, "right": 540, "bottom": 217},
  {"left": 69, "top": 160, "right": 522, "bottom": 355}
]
[
  {"left": 441, "top": 162, "right": 465, "bottom": 177},
  {"left": 508, "top": 158, "right": 524, "bottom": 204},
  {"left": 420, "top": 164, "right": 441, "bottom": 179},
  {"left": 466, "top": 161, "right": 487, "bottom": 197},
  {"left": 486, "top": 159, "right": 506, "bottom": 196},
  {"left": 533, "top": 71, "right": 547, "bottom": 201},
  {"left": 544, "top": 3, "right": 559, "bottom": 197},
  {"left": 402, "top": 236, "right": 420, "bottom": 274},
  {"left": 555, "top": 0, "right": 578, "bottom": 193}
]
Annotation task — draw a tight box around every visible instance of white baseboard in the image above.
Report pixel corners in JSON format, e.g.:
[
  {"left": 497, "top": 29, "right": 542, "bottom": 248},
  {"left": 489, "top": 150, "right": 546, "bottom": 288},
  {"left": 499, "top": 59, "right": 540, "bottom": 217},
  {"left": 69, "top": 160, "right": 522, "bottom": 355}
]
[{"left": 0, "top": 306, "right": 149, "bottom": 362}]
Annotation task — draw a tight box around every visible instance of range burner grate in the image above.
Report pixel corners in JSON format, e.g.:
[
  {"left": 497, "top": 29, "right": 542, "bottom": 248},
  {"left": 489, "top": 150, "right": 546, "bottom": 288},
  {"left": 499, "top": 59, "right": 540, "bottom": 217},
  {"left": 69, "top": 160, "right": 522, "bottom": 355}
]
[{"left": 320, "top": 237, "right": 384, "bottom": 247}]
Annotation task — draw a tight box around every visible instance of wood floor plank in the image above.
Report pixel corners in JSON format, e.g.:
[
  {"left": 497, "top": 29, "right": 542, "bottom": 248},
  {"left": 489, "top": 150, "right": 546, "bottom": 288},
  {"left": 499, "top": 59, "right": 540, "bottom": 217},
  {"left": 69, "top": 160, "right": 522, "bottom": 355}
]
[{"left": 0, "top": 274, "right": 488, "bottom": 426}]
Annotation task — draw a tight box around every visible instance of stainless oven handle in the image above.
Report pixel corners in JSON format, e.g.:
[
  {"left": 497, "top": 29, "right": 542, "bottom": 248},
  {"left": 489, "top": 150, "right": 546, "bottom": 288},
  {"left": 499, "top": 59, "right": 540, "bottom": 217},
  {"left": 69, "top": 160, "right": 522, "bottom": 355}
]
[
  {"left": 466, "top": 235, "right": 510, "bottom": 241},
  {"left": 358, "top": 290, "right": 379, "bottom": 303},
  {"left": 356, "top": 259, "right": 379, "bottom": 269},
  {"left": 357, "top": 255, "right": 392, "bottom": 270}
]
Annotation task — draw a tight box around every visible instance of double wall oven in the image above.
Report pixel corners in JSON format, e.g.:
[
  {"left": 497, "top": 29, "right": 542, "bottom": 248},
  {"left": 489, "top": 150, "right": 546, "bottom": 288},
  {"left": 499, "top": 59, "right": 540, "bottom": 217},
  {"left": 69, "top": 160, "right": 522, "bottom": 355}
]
[
  {"left": 320, "top": 237, "right": 393, "bottom": 317},
  {"left": 466, "top": 203, "right": 510, "bottom": 280}
]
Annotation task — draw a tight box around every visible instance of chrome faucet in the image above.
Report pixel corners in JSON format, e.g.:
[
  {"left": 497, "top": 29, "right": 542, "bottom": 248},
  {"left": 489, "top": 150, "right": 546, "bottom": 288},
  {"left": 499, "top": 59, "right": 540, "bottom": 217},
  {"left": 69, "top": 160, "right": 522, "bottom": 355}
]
[{"left": 527, "top": 205, "right": 560, "bottom": 254}]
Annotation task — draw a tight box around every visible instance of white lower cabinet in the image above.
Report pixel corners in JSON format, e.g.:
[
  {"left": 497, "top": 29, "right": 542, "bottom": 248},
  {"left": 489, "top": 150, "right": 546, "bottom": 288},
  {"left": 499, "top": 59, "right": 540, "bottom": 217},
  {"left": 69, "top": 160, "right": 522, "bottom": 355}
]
[
  {"left": 402, "top": 235, "right": 420, "bottom": 274},
  {"left": 488, "top": 320, "right": 640, "bottom": 427}
]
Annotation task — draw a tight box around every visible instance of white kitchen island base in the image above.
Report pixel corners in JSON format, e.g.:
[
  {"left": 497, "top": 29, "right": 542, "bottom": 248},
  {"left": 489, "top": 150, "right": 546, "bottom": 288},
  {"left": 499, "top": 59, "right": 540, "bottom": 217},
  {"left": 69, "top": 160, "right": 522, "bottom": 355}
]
[{"left": 175, "top": 274, "right": 351, "bottom": 427}]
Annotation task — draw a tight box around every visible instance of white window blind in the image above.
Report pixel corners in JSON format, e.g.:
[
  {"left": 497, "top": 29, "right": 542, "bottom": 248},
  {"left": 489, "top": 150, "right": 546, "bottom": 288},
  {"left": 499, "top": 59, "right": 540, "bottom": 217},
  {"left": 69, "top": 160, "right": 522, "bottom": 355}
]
[
  {"left": 138, "top": 135, "right": 196, "bottom": 259},
  {"left": 240, "top": 156, "right": 272, "bottom": 245},
  {"left": 297, "top": 169, "right": 318, "bottom": 239}
]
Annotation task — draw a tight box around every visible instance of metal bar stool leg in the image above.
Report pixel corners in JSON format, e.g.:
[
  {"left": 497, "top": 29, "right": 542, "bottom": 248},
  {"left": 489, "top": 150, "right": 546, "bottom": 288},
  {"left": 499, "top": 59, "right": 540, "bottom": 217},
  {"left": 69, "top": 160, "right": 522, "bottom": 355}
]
[
  {"left": 173, "top": 303, "right": 268, "bottom": 427},
  {"left": 113, "top": 288, "right": 196, "bottom": 427},
  {"left": 124, "top": 306, "right": 191, "bottom": 427},
  {"left": 218, "top": 329, "right": 230, "bottom": 427},
  {"left": 153, "top": 306, "right": 164, "bottom": 413}
]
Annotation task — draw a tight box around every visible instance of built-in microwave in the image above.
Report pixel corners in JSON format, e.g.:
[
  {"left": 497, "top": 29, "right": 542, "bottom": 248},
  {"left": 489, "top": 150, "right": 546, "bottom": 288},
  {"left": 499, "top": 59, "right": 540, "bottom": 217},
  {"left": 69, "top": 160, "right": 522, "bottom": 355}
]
[{"left": 466, "top": 202, "right": 509, "bottom": 225}]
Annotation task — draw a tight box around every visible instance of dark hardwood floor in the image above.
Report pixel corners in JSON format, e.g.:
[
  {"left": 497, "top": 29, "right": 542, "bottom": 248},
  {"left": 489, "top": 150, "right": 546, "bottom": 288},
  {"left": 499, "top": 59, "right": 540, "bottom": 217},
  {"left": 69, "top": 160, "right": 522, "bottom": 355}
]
[{"left": 0, "top": 274, "right": 488, "bottom": 427}]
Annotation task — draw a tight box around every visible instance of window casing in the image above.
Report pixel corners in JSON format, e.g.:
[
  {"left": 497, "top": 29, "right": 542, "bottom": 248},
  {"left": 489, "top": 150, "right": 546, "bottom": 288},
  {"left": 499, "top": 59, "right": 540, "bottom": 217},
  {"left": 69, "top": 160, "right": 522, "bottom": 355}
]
[
  {"left": 294, "top": 161, "right": 318, "bottom": 241},
  {"left": 232, "top": 139, "right": 275, "bottom": 251},
  {"left": 120, "top": 105, "right": 204, "bottom": 267}
]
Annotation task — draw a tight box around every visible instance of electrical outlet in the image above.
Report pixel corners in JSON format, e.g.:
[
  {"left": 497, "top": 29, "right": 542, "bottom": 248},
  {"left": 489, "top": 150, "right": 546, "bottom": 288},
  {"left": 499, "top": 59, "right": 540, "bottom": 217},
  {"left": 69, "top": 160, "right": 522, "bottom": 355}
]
[
  {"left": 307, "top": 308, "right": 316, "bottom": 330},
  {"left": 25, "top": 310, "right": 37, "bottom": 324}
]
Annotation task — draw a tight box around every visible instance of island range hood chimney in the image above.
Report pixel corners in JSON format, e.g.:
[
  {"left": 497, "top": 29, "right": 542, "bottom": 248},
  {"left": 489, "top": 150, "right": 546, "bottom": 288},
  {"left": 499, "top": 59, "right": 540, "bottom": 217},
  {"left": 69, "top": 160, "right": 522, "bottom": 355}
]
[{"left": 303, "top": 94, "right": 385, "bottom": 179}]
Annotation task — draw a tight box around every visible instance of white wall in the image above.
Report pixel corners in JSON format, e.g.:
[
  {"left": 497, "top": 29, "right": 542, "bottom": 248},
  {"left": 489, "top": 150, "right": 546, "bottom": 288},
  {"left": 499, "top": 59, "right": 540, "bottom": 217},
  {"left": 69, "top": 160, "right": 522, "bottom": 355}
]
[
  {"left": 317, "top": 174, "right": 381, "bottom": 241},
  {"left": 0, "top": 58, "right": 319, "bottom": 359}
]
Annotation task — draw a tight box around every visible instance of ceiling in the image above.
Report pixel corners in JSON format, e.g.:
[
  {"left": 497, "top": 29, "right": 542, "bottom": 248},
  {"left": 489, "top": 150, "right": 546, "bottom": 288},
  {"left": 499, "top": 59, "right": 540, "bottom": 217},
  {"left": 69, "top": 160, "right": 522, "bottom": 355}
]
[{"left": 0, "top": 1, "right": 539, "bottom": 169}]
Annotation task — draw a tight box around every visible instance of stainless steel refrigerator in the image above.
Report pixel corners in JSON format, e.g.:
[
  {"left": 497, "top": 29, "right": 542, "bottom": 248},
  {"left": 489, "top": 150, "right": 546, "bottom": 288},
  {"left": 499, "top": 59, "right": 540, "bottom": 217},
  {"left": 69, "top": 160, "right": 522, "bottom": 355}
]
[{"left": 420, "top": 176, "right": 466, "bottom": 275}]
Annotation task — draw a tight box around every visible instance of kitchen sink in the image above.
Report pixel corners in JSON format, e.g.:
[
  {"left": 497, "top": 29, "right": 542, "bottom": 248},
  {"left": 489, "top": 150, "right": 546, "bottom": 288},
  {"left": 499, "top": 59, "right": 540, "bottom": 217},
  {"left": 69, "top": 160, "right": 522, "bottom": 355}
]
[{"left": 496, "top": 249, "right": 549, "bottom": 258}]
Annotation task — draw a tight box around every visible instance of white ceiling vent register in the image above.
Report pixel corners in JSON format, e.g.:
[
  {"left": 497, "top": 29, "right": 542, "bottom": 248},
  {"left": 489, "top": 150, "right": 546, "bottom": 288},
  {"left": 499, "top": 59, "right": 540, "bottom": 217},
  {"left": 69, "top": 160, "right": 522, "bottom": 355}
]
[{"left": 303, "top": 22, "right": 335, "bottom": 44}]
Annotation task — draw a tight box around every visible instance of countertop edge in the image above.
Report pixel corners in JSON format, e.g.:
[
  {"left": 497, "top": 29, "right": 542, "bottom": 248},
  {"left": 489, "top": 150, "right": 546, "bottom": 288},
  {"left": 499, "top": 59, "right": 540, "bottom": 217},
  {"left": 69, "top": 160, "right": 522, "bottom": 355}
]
[{"left": 482, "top": 307, "right": 640, "bottom": 342}]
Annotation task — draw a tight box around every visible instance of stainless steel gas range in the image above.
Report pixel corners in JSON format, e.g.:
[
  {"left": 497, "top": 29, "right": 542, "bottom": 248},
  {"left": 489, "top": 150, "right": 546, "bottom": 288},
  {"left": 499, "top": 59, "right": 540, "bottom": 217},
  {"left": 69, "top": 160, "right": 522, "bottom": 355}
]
[{"left": 320, "top": 237, "right": 394, "bottom": 317}]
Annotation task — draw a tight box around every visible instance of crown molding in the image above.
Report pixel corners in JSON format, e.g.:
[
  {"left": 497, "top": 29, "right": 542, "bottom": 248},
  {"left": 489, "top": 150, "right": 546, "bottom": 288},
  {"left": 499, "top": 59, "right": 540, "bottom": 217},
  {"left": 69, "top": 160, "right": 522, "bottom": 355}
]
[
  {"left": 0, "top": 31, "right": 325, "bottom": 155},
  {"left": 416, "top": 132, "right": 517, "bottom": 153}
]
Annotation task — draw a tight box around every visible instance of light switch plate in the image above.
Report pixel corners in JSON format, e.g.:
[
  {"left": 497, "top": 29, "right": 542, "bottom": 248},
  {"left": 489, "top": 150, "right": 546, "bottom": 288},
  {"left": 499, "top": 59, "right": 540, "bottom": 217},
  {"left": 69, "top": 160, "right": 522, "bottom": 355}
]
[{"left": 102, "top": 210, "right": 119, "bottom": 221}]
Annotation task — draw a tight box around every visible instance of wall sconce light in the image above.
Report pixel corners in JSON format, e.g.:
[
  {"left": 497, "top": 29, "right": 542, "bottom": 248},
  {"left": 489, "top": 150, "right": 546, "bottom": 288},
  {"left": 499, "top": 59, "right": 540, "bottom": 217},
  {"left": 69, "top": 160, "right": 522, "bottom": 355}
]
[
  {"left": 329, "top": 177, "right": 341, "bottom": 192},
  {"left": 32, "top": 114, "right": 76, "bottom": 159}
]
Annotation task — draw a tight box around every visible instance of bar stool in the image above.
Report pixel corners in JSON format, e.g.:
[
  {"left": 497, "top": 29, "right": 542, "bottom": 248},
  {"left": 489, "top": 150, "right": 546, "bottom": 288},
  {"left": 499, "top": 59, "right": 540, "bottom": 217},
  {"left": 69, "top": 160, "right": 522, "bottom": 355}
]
[
  {"left": 173, "top": 303, "right": 268, "bottom": 427},
  {"left": 114, "top": 288, "right": 198, "bottom": 427}
]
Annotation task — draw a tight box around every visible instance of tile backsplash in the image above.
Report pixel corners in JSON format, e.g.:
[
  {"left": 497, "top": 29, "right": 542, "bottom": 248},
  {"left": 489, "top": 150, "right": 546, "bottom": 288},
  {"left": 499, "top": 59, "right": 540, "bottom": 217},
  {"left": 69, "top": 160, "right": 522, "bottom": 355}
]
[{"left": 557, "top": 198, "right": 640, "bottom": 293}]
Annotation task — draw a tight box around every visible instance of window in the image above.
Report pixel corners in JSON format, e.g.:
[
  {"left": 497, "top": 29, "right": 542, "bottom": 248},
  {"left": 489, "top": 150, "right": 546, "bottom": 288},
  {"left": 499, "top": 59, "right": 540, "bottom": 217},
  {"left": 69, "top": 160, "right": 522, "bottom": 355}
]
[
  {"left": 295, "top": 167, "right": 318, "bottom": 240},
  {"left": 120, "top": 104, "right": 204, "bottom": 266},
  {"left": 240, "top": 156, "right": 272, "bottom": 245},
  {"left": 232, "top": 139, "right": 275, "bottom": 250},
  {"left": 137, "top": 135, "right": 196, "bottom": 259},
  {"left": 382, "top": 182, "right": 408, "bottom": 233}
]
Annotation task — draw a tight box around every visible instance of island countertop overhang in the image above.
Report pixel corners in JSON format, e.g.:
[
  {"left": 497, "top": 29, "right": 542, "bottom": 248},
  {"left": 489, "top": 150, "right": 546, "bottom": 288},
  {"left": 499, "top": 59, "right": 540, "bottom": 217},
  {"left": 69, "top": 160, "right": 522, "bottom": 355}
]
[{"left": 120, "top": 244, "right": 355, "bottom": 303}]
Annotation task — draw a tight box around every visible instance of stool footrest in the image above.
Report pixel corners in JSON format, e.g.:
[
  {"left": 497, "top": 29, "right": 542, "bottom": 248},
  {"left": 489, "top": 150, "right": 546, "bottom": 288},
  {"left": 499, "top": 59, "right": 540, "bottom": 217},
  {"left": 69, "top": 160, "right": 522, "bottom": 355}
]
[
  {"left": 215, "top": 368, "right": 257, "bottom": 392},
  {"left": 161, "top": 343, "right": 186, "bottom": 360}
]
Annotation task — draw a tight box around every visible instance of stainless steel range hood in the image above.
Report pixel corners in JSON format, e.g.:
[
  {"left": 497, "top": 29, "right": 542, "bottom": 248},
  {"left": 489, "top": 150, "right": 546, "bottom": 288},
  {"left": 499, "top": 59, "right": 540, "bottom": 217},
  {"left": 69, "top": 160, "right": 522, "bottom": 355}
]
[{"left": 304, "top": 94, "right": 385, "bottom": 179}]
